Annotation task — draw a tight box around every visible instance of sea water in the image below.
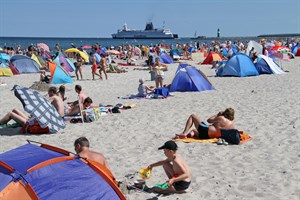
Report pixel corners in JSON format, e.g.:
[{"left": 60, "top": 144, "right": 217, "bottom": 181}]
[{"left": 0, "top": 37, "right": 259, "bottom": 50}]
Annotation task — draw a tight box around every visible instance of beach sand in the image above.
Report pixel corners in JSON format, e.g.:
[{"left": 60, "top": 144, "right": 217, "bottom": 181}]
[{"left": 0, "top": 57, "right": 299, "bottom": 200}]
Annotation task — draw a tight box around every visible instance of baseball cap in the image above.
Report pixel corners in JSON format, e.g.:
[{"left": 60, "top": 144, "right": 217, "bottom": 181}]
[{"left": 158, "top": 140, "right": 178, "bottom": 151}]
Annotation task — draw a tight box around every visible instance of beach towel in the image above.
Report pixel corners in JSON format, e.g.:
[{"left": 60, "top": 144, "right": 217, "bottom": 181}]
[
  {"left": 175, "top": 138, "right": 218, "bottom": 143},
  {"left": 239, "top": 131, "right": 252, "bottom": 144},
  {"left": 175, "top": 131, "right": 251, "bottom": 144}
]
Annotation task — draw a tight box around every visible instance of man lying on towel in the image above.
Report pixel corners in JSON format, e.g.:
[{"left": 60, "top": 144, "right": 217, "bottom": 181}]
[{"left": 174, "top": 108, "right": 235, "bottom": 139}]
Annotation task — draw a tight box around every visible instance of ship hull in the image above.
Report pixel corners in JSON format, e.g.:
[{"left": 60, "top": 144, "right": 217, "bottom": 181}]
[{"left": 112, "top": 33, "right": 174, "bottom": 39}]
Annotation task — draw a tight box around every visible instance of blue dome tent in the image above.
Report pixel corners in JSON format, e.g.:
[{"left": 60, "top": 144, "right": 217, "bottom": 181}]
[
  {"left": 0, "top": 142, "right": 125, "bottom": 200},
  {"left": 170, "top": 64, "right": 215, "bottom": 92},
  {"left": 216, "top": 54, "right": 259, "bottom": 77},
  {"left": 10, "top": 55, "right": 40, "bottom": 73}
]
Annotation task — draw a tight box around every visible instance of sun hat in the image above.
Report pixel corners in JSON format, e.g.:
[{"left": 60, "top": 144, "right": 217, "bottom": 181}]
[{"left": 158, "top": 140, "right": 178, "bottom": 150}]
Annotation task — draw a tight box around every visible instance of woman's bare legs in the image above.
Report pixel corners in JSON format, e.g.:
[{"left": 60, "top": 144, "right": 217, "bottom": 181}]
[
  {"left": 75, "top": 68, "right": 79, "bottom": 80},
  {"left": 158, "top": 78, "right": 163, "bottom": 88},
  {"left": 175, "top": 114, "right": 203, "bottom": 138},
  {"left": 78, "top": 67, "right": 83, "bottom": 80},
  {"left": 155, "top": 78, "right": 159, "bottom": 88}
]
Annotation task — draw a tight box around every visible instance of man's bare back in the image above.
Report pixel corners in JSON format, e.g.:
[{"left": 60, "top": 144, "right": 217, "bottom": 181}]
[
  {"left": 49, "top": 95, "right": 64, "bottom": 117},
  {"left": 78, "top": 91, "right": 88, "bottom": 107},
  {"left": 208, "top": 115, "right": 235, "bottom": 133},
  {"left": 79, "top": 149, "right": 109, "bottom": 168},
  {"left": 74, "top": 137, "right": 110, "bottom": 169}
]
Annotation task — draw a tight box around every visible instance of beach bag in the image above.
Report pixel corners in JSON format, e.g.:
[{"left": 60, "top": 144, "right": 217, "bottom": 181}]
[
  {"left": 22, "top": 119, "right": 49, "bottom": 134},
  {"left": 154, "top": 87, "right": 169, "bottom": 98},
  {"left": 220, "top": 129, "right": 240, "bottom": 144}
]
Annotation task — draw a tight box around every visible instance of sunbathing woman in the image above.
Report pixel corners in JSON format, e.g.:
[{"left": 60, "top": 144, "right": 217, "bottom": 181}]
[{"left": 175, "top": 108, "right": 235, "bottom": 139}]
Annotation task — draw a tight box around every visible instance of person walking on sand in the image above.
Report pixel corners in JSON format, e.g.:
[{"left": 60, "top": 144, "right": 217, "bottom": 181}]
[
  {"left": 175, "top": 108, "right": 235, "bottom": 139},
  {"left": 75, "top": 53, "right": 83, "bottom": 80},
  {"left": 99, "top": 54, "right": 108, "bottom": 80},
  {"left": 147, "top": 140, "right": 191, "bottom": 194},
  {"left": 89, "top": 52, "right": 101, "bottom": 80},
  {"left": 74, "top": 137, "right": 110, "bottom": 169}
]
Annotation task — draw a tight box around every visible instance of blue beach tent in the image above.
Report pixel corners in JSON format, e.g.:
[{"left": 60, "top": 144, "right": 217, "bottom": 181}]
[
  {"left": 0, "top": 142, "right": 125, "bottom": 200},
  {"left": 292, "top": 45, "right": 300, "bottom": 56},
  {"left": 49, "top": 62, "right": 73, "bottom": 84},
  {"left": 10, "top": 55, "right": 40, "bottom": 73},
  {"left": 216, "top": 54, "right": 259, "bottom": 77},
  {"left": 255, "top": 55, "right": 285, "bottom": 74},
  {"left": 170, "top": 64, "right": 215, "bottom": 92},
  {"left": 159, "top": 52, "right": 174, "bottom": 64}
]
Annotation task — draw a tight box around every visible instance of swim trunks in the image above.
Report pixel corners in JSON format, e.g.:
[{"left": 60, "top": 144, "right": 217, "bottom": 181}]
[
  {"left": 198, "top": 122, "right": 209, "bottom": 139},
  {"left": 92, "top": 64, "right": 98, "bottom": 72},
  {"left": 173, "top": 180, "right": 191, "bottom": 191}
]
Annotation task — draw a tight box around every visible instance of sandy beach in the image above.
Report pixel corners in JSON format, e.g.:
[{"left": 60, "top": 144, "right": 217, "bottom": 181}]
[{"left": 0, "top": 56, "right": 299, "bottom": 200}]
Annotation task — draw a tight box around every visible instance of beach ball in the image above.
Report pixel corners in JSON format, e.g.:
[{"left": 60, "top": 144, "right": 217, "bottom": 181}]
[{"left": 139, "top": 168, "right": 152, "bottom": 180}]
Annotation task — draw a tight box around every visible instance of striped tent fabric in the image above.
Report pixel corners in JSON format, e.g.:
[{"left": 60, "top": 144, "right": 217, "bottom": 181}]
[{"left": 13, "top": 85, "right": 65, "bottom": 133}]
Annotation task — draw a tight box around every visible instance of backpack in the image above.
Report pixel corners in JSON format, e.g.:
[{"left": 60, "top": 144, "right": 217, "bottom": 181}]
[{"left": 220, "top": 129, "right": 240, "bottom": 144}]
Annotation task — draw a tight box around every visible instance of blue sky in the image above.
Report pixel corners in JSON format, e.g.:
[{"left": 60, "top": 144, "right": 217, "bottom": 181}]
[{"left": 0, "top": 0, "right": 299, "bottom": 38}]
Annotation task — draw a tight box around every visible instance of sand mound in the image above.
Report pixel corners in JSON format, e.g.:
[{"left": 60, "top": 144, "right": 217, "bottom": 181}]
[{"left": 29, "top": 81, "right": 51, "bottom": 91}]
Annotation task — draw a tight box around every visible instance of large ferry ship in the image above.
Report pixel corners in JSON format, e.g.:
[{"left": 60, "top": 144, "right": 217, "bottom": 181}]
[{"left": 112, "top": 22, "right": 178, "bottom": 39}]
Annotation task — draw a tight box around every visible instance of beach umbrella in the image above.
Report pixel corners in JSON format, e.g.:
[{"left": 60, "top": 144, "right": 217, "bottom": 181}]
[
  {"left": 65, "top": 48, "right": 89, "bottom": 62},
  {"left": 270, "top": 46, "right": 290, "bottom": 53},
  {"left": 12, "top": 85, "right": 65, "bottom": 133},
  {"left": 82, "top": 45, "right": 92, "bottom": 49},
  {"left": 106, "top": 49, "right": 121, "bottom": 55},
  {"left": 37, "top": 43, "right": 50, "bottom": 52}
]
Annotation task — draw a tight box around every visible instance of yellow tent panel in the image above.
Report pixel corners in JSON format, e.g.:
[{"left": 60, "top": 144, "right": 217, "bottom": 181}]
[{"left": 0, "top": 63, "right": 13, "bottom": 76}]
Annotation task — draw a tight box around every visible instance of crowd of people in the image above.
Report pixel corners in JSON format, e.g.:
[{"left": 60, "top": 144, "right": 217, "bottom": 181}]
[{"left": 0, "top": 37, "right": 299, "bottom": 196}]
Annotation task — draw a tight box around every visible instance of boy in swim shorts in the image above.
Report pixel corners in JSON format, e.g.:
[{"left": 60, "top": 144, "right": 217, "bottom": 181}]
[{"left": 147, "top": 140, "right": 191, "bottom": 194}]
